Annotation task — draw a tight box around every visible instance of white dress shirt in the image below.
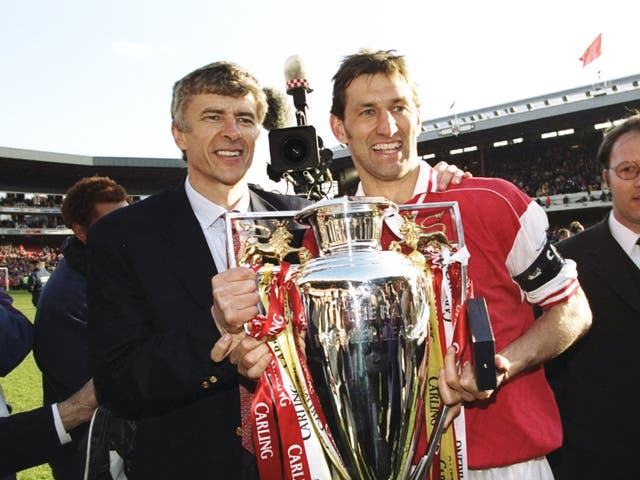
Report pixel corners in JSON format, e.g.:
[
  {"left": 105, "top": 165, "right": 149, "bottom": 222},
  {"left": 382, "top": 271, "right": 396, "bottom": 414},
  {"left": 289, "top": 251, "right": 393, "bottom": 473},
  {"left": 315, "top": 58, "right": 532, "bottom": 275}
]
[
  {"left": 608, "top": 211, "right": 640, "bottom": 269},
  {"left": 52, "top": 404, "right": 72, "bottom": 444},
  {"left": 184, "top": 177, "right": 250, "bottom": 272}
]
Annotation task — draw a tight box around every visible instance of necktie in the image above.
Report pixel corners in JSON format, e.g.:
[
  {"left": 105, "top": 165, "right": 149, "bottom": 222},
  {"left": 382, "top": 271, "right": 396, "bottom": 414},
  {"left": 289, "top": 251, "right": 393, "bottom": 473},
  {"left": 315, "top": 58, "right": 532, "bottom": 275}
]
[
  {"left": 239, "top": 381, "right": 255, "bottom": 454},
  {"left": 633, "top": 237, "right": 640, "bottom": 269}
]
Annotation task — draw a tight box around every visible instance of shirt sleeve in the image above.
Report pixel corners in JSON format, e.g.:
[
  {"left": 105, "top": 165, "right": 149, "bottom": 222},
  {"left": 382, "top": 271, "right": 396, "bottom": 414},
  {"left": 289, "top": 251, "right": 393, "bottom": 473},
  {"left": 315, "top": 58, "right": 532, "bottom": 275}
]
[
  {"left": 505, "top": 200, "right": 579, "bottom": 308},
  {"left": 51, "top": 404, "right": 72, "bottom": 445}
]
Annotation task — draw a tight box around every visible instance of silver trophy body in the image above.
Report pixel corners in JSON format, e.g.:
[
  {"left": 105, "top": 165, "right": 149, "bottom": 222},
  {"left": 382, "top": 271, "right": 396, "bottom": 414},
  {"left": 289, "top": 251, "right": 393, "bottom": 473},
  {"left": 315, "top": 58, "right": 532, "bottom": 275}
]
[{"left": 294, "top": 197, "right": 430, "bottom": 480}]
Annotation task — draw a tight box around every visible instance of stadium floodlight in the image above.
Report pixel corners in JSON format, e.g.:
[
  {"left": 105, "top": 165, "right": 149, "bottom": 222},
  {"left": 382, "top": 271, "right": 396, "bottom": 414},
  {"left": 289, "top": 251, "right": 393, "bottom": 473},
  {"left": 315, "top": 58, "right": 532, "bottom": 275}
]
[
  {"left": 464, "top": 146, "right": 478, "bottom": 153},
  {"left": 493, "top": 140, "right": 508, "bottom": 148},
  {"left": 512, "top": 138, "right": 523, "bottom": 144},
  {"left": 450, "top": 148, "right": 464, "bottom": 155},
  {"left": 541, "top": 132, "right": 558, "bottom": 139},
  {"left": 594, "top": 121, "right": 612, "bottom": 130},
  {"left": 558, "top": 129, "right": 575, "bottom": 136}
]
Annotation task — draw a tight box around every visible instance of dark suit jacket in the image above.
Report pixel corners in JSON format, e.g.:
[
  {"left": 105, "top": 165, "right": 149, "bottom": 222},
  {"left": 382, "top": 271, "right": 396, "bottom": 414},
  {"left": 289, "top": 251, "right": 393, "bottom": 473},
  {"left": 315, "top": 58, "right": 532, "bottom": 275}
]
[
  {"left": 87, "top": 182, "right": 310, "bottom": 480},
  {"left": 552, "top": 218, "right": 640, "bottom": 452},
  {"left": 0, "top": 406, "right": 61, "bottom": 476},
  {"left": 33, "top": 239, "right": 92, "bottom": 480}
]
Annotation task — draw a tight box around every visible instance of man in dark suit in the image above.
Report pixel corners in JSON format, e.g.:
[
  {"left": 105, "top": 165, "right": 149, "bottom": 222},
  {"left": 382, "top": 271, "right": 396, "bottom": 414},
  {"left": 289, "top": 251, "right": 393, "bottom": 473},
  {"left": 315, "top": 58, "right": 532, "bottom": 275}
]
[
  {"left": 86, "top": 61, "right": 311, "bottom": 480},
  {"left": 0, "top": 379, "right": 96, "bottom": 478},
  {"left": 550, "top": 112, "right": 640, "bottom": 479},
  {"left": 1, "top": 288, "right": 96, "bottom": 477},
  {"left": 33, "top": 176, "right": 129, "bottom": 479}
]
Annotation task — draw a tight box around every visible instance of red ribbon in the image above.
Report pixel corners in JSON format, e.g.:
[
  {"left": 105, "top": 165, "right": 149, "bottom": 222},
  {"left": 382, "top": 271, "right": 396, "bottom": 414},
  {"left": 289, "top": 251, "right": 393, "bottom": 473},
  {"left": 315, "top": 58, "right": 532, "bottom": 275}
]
[{"left": 248, "top": 262, "right": 333, "bottom": 479}]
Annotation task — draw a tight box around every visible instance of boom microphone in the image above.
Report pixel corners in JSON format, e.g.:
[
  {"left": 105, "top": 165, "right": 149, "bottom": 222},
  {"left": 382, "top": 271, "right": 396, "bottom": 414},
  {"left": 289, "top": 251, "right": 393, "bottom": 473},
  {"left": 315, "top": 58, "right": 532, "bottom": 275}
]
[
  {"left": 284, "top": 55, "right": 313, "bottom": 94},
  {"left": 284, "top": 55, "right": 312, "bottom": 124},
  {"left": 262, "top": 86, "right": 294, "bottom": 131}
]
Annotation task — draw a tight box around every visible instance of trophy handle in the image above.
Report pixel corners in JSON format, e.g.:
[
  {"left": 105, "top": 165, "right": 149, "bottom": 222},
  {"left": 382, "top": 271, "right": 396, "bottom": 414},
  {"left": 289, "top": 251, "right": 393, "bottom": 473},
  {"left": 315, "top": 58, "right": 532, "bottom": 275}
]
[{"left": 410, "top": 404, "right": 451, "bottom": 480}]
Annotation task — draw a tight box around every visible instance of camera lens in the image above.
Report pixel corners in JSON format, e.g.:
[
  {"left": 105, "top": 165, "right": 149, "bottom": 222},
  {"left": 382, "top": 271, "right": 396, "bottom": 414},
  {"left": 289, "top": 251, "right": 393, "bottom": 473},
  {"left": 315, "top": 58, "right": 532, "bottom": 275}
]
[{"left": 282, "top": 137, "right": 308, "bottom": 164}]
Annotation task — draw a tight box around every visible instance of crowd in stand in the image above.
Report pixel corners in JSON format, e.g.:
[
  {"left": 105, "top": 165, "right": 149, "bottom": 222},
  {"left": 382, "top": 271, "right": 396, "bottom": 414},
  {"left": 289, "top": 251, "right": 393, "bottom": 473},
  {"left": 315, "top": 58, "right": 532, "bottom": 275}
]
[
  {"left": 0, "top": 195, "right": 62, "bottom": 208},
  {"left": 454, "top": 140, "right": 604, "bottom": 198},
  {"left": 0, "top": 244, "right": 61, "bottom": 288},
  {"left": 0, "top": 216, "right": 65, "bottom": 229},
  {"left": 1, "top": 141, "right": 607, "bottom": 284}
]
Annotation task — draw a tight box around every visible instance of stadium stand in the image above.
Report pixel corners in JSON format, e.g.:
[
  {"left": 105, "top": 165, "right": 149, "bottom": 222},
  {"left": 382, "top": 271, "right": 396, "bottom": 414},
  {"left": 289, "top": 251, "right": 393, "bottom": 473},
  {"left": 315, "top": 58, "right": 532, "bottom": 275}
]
[{"left": 1, "top": 72, "right": 640, "bottom": 284}]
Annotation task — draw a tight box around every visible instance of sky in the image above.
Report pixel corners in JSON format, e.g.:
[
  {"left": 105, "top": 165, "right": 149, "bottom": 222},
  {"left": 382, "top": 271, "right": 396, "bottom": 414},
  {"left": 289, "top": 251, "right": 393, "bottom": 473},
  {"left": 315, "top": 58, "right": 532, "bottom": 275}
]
[{"left": 1, "top": 0, "right": 638, "bottom": 187}]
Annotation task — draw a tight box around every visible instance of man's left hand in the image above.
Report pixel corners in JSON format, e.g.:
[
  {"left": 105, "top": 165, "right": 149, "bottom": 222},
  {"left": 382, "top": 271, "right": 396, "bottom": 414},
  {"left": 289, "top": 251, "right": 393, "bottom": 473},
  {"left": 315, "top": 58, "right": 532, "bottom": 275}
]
[{"left": 432, "top": 161, "right": 472, "bottom": 191}]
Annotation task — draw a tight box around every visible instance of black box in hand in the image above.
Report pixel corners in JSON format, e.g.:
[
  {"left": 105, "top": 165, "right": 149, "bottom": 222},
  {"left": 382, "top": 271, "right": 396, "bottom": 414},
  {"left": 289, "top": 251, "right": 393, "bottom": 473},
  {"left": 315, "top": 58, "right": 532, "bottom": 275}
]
[{"left": 466, "top": 297, "right": 497, "bottom": 391}]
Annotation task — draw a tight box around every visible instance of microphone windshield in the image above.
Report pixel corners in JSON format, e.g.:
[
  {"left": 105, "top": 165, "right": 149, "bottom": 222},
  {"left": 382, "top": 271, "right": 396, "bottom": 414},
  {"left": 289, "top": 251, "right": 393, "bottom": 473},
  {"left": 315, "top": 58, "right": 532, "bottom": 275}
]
[
  {"left": 284, "top": 55, "right": 312, "bottom": 93},
  {"left": 262, "top": 86, "right": 294, "bottom": 131}
]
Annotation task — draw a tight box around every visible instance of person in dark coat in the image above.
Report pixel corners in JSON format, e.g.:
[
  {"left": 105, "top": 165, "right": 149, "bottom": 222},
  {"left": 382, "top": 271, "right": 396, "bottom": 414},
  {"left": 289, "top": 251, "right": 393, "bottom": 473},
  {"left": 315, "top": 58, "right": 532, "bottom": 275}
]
[
  {"left": 0, "top": 288, "right": 96, "bottom": 477},
  {"left": 86, "top": 61, "right": 313, "bottom": 480},
  {"left": 34, "top": 176, "right": 129, "bottom": 480},
  {"left": 27, "top": 260, "right": 50, "bottom": 307},
  {"left": 549, "top": 112, "right": 640, "bottom": 479}
]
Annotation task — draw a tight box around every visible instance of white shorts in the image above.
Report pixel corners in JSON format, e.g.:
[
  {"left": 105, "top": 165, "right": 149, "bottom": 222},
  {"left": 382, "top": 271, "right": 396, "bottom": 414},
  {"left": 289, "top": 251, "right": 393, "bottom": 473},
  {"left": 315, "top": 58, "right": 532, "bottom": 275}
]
[{"left": 469, "top": 457, "right": 554, "bottom": 480}]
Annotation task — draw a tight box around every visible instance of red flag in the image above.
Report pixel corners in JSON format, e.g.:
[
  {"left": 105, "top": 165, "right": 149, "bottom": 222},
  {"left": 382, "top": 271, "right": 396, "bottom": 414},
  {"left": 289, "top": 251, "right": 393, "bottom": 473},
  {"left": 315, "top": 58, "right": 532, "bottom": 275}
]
[{"left": 579, "top": 33, "right": 602, "bottom": 67}]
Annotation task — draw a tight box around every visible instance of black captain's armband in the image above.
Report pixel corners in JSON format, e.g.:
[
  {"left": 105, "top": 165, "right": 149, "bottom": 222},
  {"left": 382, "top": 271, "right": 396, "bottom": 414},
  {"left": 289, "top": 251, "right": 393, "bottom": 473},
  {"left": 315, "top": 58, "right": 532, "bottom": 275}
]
[{"left": 513, "top": 241, "right": 564, "bottom": 292}]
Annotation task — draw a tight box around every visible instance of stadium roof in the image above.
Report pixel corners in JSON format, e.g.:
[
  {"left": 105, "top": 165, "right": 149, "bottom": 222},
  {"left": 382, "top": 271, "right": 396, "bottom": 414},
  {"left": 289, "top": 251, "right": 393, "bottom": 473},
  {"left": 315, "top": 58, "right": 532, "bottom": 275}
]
[
  {"left": 0, "top": 146, "right": 185, "bottom": 195},
  {"left": 331, "top": 72, "right": 640, "bottom": 162},
  {"left": 2, "top": 72, "right": 639, "bottom": 196}
]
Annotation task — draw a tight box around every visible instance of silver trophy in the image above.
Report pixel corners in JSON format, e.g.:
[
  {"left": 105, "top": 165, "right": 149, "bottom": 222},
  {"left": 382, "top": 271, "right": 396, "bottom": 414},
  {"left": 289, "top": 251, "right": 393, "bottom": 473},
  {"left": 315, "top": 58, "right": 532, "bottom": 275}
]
[
  {"left": 224, "top": 197, "right": 469, "bottom": 479},
  {"left": 294, "top": 197, "right": 431, "bottom": 480}
]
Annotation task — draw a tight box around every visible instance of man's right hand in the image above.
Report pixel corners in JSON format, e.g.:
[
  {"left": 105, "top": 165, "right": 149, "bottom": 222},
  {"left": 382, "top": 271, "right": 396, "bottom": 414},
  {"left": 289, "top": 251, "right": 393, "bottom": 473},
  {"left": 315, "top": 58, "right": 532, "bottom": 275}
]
[
  {"left": 210, "top": 267, "right": 271, "bottom": 379},
  {"left": 211, "top": 267, "right": 260, "bottom": 335}
]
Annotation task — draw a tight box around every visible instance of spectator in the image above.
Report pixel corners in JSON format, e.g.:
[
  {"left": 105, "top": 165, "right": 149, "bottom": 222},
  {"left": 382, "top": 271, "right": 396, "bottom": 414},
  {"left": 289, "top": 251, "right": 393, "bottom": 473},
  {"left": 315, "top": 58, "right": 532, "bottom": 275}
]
[
  {"left": 569, "top": 220, "right": 584, "bottom": 235},
  {"left": 557, "top": 228, "right": 572, "bottom": 241},
  {"left": 27, "top": 260, "right": 51, "bottom": 307},
  {"left": 33, "top": 176, "right": 130, "bottom": 480}
]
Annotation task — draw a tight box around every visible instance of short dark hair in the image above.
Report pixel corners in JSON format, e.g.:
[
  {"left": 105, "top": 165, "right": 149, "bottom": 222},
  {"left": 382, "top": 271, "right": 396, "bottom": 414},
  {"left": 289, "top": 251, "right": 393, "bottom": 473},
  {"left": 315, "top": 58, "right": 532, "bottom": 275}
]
[
  {"left": 331, "top": 49, "right": 420, "bottom": 119},
  {"left": 171, "top": 61, "right": 267, "bottom": 132},
  {"left": 596, "top": 111, "right": 640, "bottom": 168},
  {"left": 61, "top": 176, "right": 129, "bottom": 229},
  {"left": 569, "top": 221, "right": 584, "bottom": 234}
]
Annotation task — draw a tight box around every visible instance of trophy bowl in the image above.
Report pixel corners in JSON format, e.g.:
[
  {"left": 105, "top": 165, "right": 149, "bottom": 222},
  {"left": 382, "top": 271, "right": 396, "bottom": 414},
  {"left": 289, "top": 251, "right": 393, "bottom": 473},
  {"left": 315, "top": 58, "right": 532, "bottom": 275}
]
[{"left": 294, "top": 197, "right": 430, "bottom": 480}]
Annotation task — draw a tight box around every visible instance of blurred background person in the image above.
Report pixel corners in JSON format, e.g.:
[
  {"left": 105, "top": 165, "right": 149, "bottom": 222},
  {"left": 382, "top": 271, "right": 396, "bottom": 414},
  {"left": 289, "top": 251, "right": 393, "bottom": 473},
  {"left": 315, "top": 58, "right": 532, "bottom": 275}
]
[
  {"left": 33, "top": 176, "right": 130, "bottom": 480},
  {"left": 27, "top": 260, "right": 50, "bottom": 307},
  {"left": 556, "top": 228, "right": 572, "bottom": 241},
  {"left": 568, "top": 220, "right": 584, "bottom": 235}
]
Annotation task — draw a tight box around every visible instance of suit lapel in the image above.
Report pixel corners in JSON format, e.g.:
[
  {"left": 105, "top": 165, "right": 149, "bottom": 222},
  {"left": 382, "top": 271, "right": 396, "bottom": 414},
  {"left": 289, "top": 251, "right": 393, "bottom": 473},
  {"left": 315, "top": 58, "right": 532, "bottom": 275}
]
[
  {"left": 156, "top": 187, "right": 300, "bottom": 311},
  {"left": 588, "top": 221, "right": 640, "bottom": 315},
  {"left": 249, "top": 189, "right": 275, "bottom": 212},
  {"left": 163, "top": 183, "right": 217, "bottom": 311}
]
